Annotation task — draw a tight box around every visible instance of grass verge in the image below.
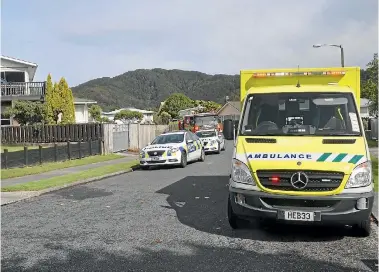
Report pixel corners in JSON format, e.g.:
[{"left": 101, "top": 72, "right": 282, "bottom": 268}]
[
  {"left": 1, "top": 160, "right": 139, "bottom": 192},
  {"left": 1, "top": 154, "right": 125, "bottom": 179},
  {"left": 368, "top": 140, "right": 378, "bottom": 148},
  {"left": 372, "top": 156, "right": 378, "bottom": 192}
]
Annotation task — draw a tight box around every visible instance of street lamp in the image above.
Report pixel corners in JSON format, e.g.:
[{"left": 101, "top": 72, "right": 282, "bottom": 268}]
[{"left": 313, "top": 44, "right": 345, "bottom": 67}]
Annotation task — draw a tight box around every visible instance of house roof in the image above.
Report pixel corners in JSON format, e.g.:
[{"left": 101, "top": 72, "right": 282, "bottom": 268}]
[
  {"left": 73, "top": 97, "right": 97, "bottom": 104},
  {"left": 1, "top": 55, "right": 39, "bottom": 81},
  {"left": 102, "top": 107, "right": 154, "bottom": 115},
  {"left": 217, "top": 101, "right": 241, "bottom": 115}
]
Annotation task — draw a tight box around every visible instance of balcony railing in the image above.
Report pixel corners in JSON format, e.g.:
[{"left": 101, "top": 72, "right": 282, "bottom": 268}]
[{"left": 1, "top": 82, "right": 46, "bottom": 99}]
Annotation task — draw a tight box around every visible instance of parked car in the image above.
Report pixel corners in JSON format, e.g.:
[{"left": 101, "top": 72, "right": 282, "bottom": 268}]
[{"left": 139, "top": 130, "right": 205, "bottom": 170}]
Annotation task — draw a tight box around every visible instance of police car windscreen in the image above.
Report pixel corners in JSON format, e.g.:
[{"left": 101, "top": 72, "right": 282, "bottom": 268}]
[
  {"left": 196, "top": 131, "right": 217, "bottom": 138},
  {"left": 151, "top": 134, "right": 184, "bottom": 144},
  {"left": 239, "top": 92, "right": 361, "bottom": 136}
]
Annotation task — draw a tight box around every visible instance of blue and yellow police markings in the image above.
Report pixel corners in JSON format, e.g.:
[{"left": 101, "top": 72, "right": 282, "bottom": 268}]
[{"left": 247, "top": 152, "right": 366, "bottom": 164}]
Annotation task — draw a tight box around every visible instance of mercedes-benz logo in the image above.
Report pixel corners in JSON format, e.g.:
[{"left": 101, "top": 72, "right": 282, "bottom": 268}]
[
  {"left": 154, "top": 152, "right": 157, "bottom": 155},
  {"left": 290, "top": 172, "right": 309, "bottom": 190}
]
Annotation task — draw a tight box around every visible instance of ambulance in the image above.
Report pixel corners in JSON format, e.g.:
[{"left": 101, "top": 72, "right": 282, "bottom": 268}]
[{"left": 228, "top": 67, "right": 374, "bottom": 237}]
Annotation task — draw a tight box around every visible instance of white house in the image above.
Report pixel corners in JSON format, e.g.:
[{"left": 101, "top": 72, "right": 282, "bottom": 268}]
[
  {"left": 101, "top": 107, "right": 155, "bottom": 124},
  {"left": 74, "top": 97, "right": 97, "bottom": 123},
  {"left": 360, "top": 98, "right": 374, "bottom": 118},
  {"left": 1, "top": 55, "right": 46, "bottom": 126}
]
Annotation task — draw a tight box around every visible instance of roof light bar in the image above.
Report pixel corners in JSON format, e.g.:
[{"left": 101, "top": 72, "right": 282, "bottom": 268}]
[{"left": 251, "top": 71, "right": 346, "bottom": 78}]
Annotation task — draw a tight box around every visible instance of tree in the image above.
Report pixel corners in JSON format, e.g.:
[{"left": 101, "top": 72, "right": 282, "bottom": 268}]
[
  {"left": 159, "top": 93, "right": 194, "bottom": 118},
  {"left": 44, "top": 74, "right": 55, "bottom": 124},
  {"left": 57, "top": 77, "right": 76, "bottom": 124},
  {"left": 193, "top": 100, "right": 222, "bottom": 113},
  {"left": 114, "top": 110, "right": 143, "bottom": 123},
  {"left": 154, "top": 111, "right": 171, "bottom": 125},
  {"left": 89, "top": 104, "right": 102, "bottom": 122},
  {"left": 362, "top": 53, "right": 378, "bottom": 117},
  {"left": 4, "top": 101, "right": 46, "bottom": 125}
]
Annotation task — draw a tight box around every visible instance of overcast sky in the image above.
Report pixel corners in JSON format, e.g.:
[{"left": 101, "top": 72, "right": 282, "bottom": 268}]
[{"left": 2, "top": 0, "right": 378, "bottom": 86}]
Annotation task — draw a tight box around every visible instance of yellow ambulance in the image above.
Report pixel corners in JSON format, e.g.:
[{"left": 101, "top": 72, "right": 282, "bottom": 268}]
[{"left": 228, "top": 67, "right": 374, "bottom": 236}]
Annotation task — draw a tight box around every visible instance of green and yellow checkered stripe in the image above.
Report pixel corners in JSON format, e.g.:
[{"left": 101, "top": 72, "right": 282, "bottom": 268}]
[{"left": 316, "top": 153, "right": 365, "bottom": 164}]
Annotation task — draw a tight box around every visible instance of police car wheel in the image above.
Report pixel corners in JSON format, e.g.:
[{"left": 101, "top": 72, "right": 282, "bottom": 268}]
[
  {"left": 216, "top": 143, "right": 221, "bottom": 154},
  {"left": 180, "top": 151, "right": 187, "bottom": 168},
  {"left": 199, "top": 149, "right": 205, "bottom": 162},
  {"left": 228, "top": 197, "right": 243, "bottom": 229},
  {"left": 221, "top": 142, "right": 226, "bottom": 151},
  {"left": 352, "top": 220, "right": 371, "bottom": 237}
]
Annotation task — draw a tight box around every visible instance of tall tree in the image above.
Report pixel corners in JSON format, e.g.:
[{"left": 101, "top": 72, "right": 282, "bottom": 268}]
[
  {"left": 44, "top": 74, "right": 55, "bottom": 124},
  {"left": 57, "top": 77, "right": 76, "bottom": 124},
  {"left": 362, "top": 53, "right": 378, "bottom": 117}
]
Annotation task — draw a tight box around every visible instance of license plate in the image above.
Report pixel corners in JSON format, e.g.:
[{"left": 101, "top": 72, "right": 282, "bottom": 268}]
[
  {"left": 151, "top": 156, "right": 159, "bottom": 161},
  {"left": 284, "top": 211, "right": 314, "bottom": 221}
]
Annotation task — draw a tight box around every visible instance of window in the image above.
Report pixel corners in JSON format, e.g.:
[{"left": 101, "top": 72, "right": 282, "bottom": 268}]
[
  {"left": 196, "top": 130, "right": 217, "bottom": 138},
  {"left": 239, "top": 92, "right": 362, "bottom": 137},
  {"left": 151, "top": 133, "right": 184, "bottom": 144}
]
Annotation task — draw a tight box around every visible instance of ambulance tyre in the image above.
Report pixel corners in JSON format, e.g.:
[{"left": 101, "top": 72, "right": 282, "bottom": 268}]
[
  {"left": 228, "top": 197, "right": 244, "bottom": 229},
  {"left": 352, "top": 220, "right": 371, "bottom": 237},
  {"left": 180, "top": 151, "right": 187, "bottom": 168}
]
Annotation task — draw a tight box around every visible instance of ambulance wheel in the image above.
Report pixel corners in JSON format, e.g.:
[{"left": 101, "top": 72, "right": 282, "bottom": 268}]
[
  {"left": 180, "top": 151, "right": 187, "bottom": 168},
  {"left": 141, "top": 166, "right": 150, "bottom": 170},
  {"left": 199, "top": 149, "right": 205, "bottom": 162},
  {"left": 352, "top": 220, "right": 371, "bottom": 237},
  {"left": 228, "top": 197, "right": 243, "bottom": 229}
]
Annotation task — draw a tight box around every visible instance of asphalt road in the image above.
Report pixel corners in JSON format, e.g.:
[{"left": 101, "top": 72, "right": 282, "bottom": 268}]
[{"left": 2, "top": 141, "right": 378, "bottom": 272}]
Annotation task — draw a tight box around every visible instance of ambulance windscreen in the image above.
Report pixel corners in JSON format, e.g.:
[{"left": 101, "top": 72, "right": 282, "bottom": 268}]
[{"left": 239, "top": 92, "right": 362, "bottom": 137}]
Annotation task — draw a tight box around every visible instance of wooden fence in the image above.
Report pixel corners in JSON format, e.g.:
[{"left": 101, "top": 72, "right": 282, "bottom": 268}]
[
  {"left": 1, "top": 139, "right": 102, "bottom": 169},
  {"left": 1, "top": 123, "right": 103, "bottom": 144}
]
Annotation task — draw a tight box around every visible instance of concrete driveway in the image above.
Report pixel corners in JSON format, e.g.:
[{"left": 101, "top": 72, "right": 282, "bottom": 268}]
[{"left": 2, "top": 141, "right": 378, "bottom": 272}]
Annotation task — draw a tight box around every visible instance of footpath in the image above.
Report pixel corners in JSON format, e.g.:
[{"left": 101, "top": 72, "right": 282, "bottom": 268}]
[{"left": 1, "top": 153, "right": 139, "bottom": 206}]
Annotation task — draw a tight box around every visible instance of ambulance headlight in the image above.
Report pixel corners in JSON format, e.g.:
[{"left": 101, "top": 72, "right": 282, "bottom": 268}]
[
  {"left": 345, "top": 161, "right": 372, "bottom": 188},
  {"left": 231, "top": 159, "right": 256, "bottom": 185}
]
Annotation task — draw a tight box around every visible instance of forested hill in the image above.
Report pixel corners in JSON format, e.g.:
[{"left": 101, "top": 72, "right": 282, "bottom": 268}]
[
  {"left": 71, "top": 69, "right": 240, "bottom": 111},
  {"left": 71, "top": 67, "right": 373, "bottom": 112}
]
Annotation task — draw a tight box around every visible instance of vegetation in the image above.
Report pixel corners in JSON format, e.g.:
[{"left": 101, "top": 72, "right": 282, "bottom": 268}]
[
  {"left": 114, "top": 110, "right": 143, "bottom": 123},
  {"left": 5, "top": 74, "right": 77, "bottom": 126},
  {"left": 3, "top": 101, "right": 46, "bottom": 125},
  {"left": 1, "top": 160, "right": 139, "bottom": 192},
  {"left": 1, "top": 154, "right": 124, "bottom": 179},
  {"left": 88, "top": 104, "right": 111, "bottom": 123},
  {"left": 361, "top": 53, "right": 378, "bottom": 117},
  {"left": 71, "top": 68, "right": 239, "bottom": 111},
  {"left": 1, "top": 145, "right": 39, "bottom": 153},
  {"left": 159, "top": 93, "right": 194, "bottom": 118},
  {"left": 372, "top": 156, "right": 378, "bottom": 192}
]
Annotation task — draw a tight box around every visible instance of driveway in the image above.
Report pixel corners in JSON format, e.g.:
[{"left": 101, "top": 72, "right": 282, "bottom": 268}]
[{"left": 2, "top": 141, "right": 378, "bottom": 272}]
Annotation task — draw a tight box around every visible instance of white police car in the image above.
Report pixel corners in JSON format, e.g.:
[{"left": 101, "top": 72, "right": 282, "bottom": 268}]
[
  {"left": 139, "top": 131, "right": 205, "bottom": 170},
  {"left": 195, "top": 129, "right": 225, "bottom": 154}
]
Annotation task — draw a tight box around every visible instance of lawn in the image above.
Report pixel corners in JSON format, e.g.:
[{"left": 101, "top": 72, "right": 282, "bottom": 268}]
[
  {"left": 1, "top": 160, "right": 139, "bottom": 192},
  {"left": 1, "top": 145, "right": 40, "bottom": 153},
  {"left": 372, "top": 156, "right": 378, "bottom": 192},
  {"left": 368, "top": 140, "right": 378, "bottom": 148},
  {"left": 1, "top": 154, "right": 125, "bottom": 179}
]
